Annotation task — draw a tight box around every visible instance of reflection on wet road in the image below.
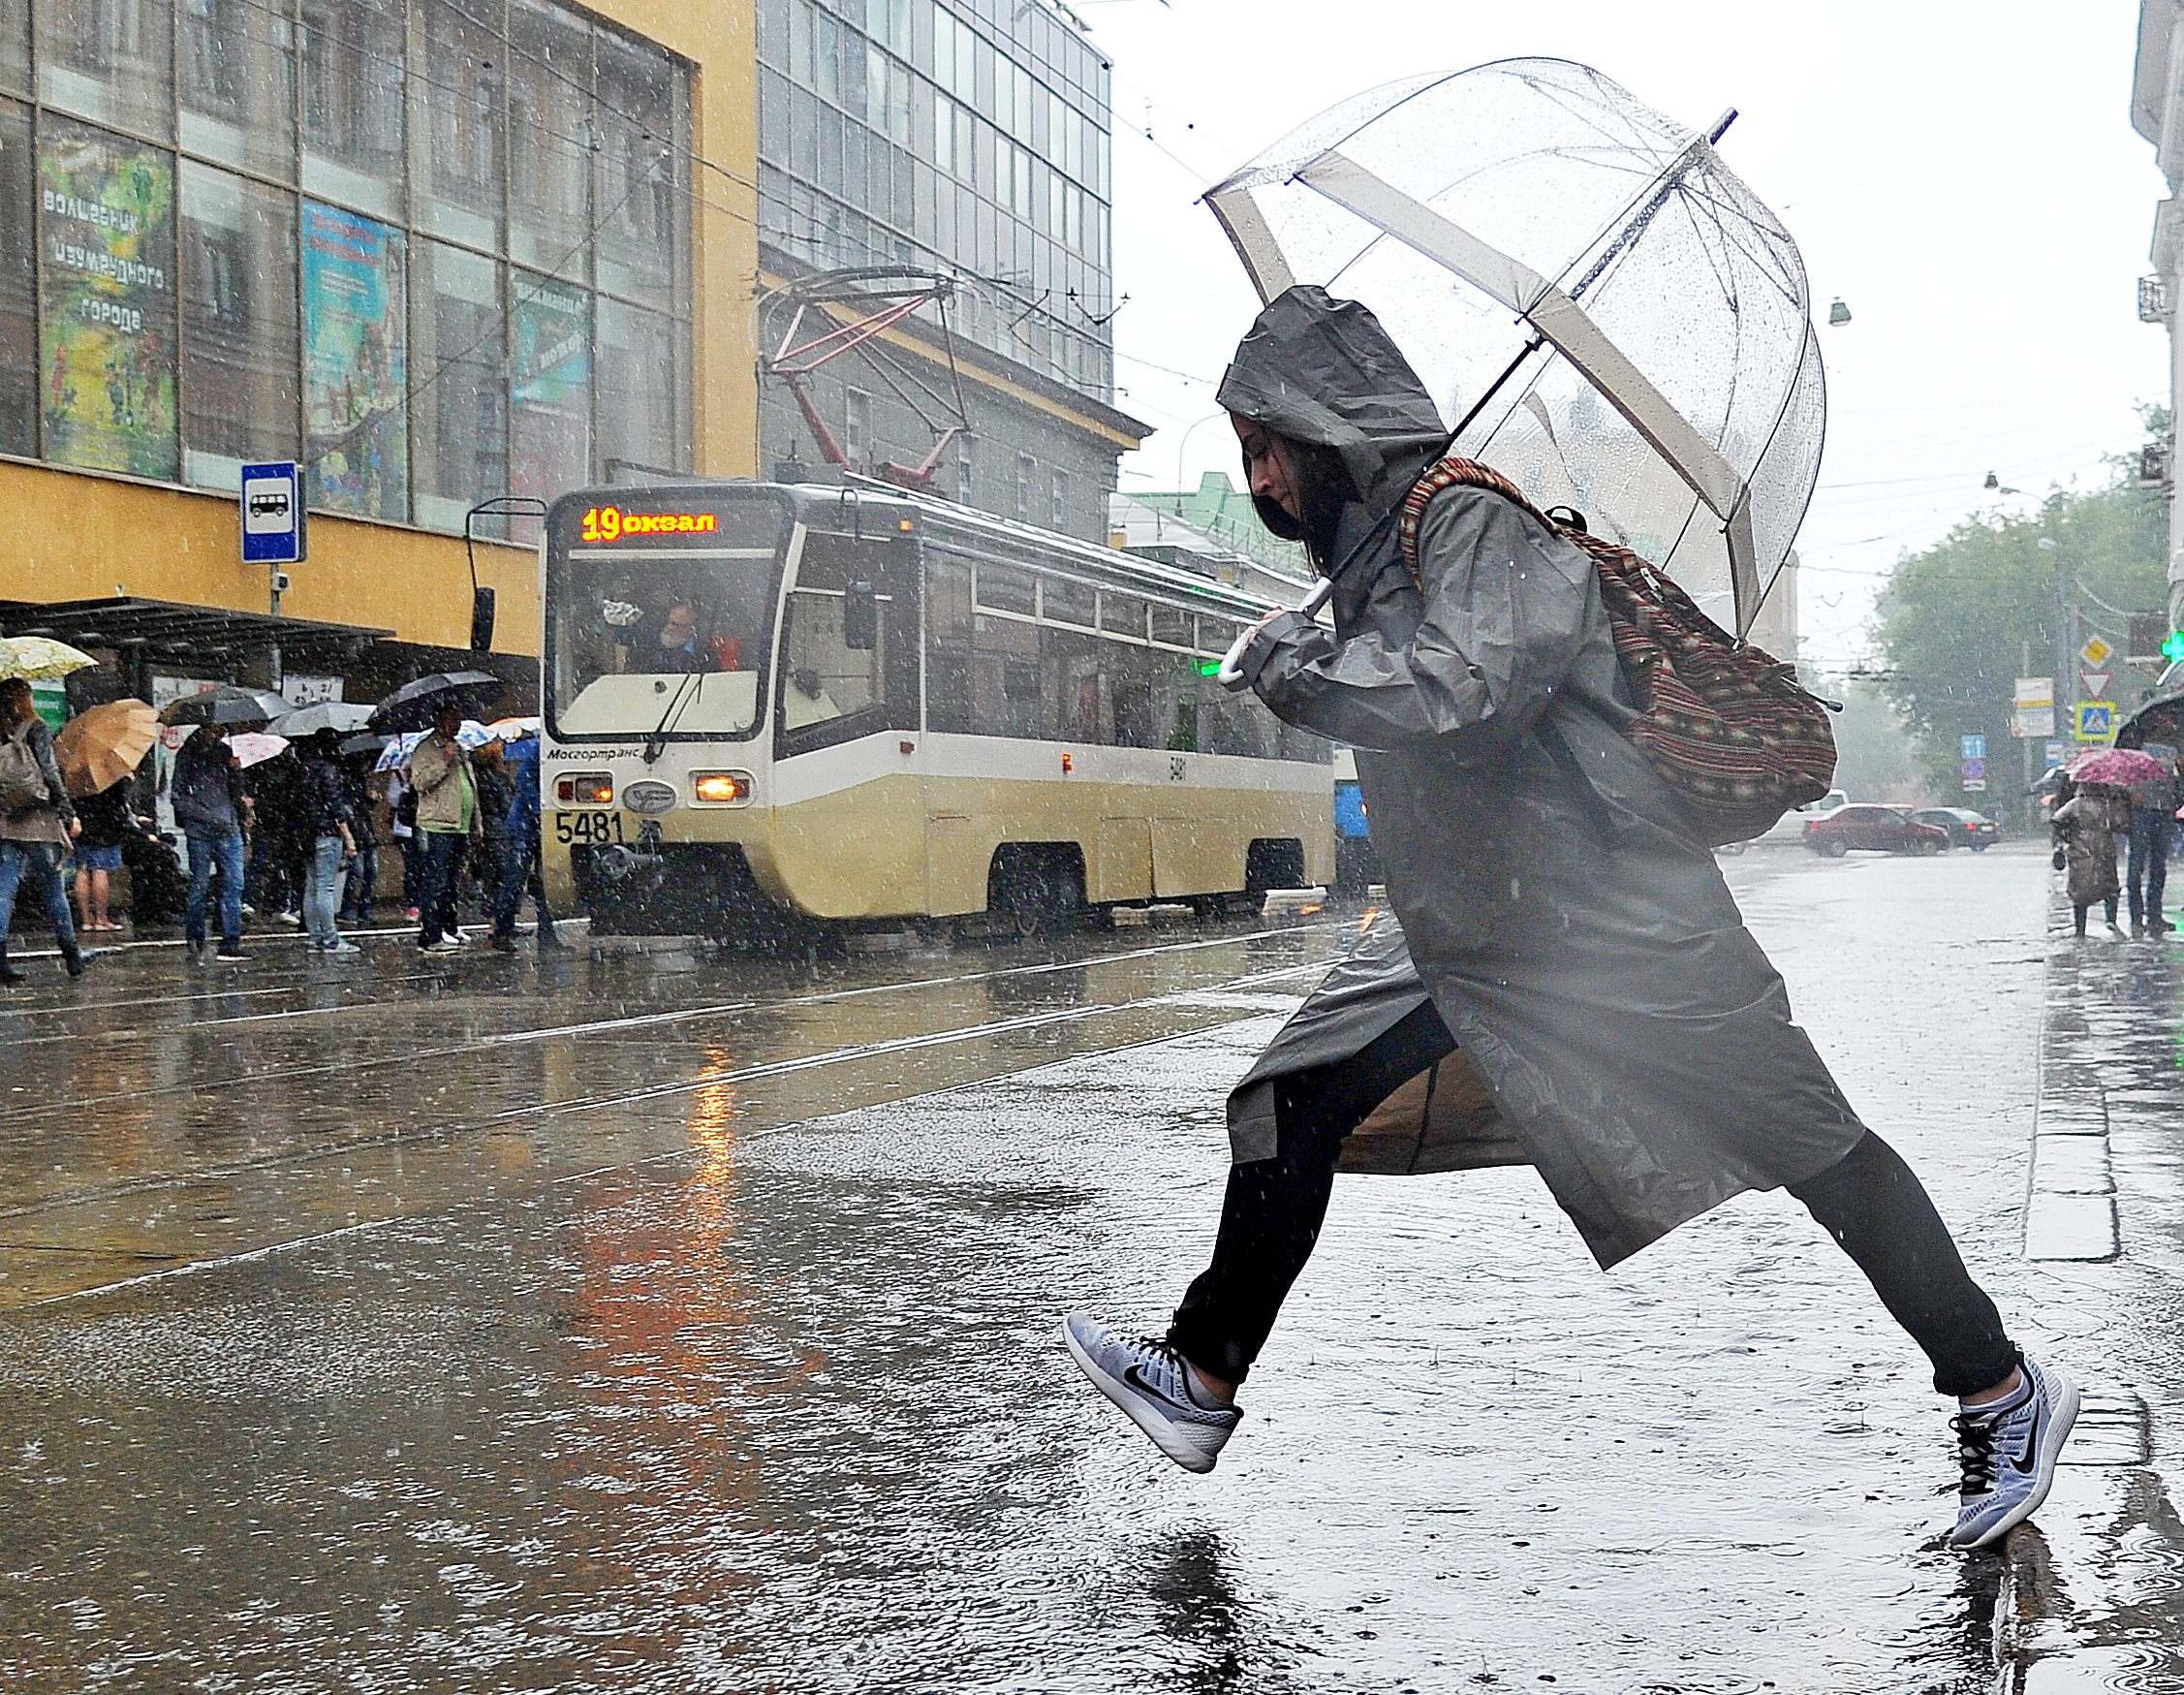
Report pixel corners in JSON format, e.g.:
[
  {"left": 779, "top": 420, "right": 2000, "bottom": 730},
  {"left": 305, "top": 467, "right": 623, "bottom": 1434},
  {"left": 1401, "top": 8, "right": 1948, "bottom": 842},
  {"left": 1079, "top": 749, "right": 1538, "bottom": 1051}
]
[{"left": 0, "top": 847, "right": 2178, "bottom": 1690}]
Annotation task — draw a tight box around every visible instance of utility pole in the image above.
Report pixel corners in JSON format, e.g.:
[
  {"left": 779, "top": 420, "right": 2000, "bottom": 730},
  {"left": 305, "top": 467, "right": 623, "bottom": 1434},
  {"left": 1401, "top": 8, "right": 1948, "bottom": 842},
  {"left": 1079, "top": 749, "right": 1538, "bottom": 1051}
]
[
  {"left": 2022, "top": 639, "right": 2036, "bottom": 816},
  {"left": 2042, "top": 536, "right": 2073, "bottom": 747}
]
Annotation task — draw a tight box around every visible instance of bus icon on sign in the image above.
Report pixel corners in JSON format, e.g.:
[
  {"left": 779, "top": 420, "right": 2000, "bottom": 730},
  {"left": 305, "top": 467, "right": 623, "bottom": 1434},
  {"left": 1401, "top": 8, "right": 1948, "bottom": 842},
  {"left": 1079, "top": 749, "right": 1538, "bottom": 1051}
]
[{"left": 246, "top": 487, "right": 290, "bottom": 522}]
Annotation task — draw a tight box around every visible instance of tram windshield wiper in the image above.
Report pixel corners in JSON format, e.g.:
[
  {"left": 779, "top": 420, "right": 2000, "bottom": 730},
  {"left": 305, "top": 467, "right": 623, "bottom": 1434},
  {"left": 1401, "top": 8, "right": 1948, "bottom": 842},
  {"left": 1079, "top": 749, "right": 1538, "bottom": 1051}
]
[{"left": 642, "top": 669, "right": 704, "bottom": 764}]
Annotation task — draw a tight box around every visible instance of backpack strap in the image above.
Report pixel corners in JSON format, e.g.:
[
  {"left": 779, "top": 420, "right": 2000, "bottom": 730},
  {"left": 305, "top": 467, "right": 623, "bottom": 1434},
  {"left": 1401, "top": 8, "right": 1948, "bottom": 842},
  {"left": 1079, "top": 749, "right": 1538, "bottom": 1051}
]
[{"left": 1397, "top": 455, "right": 1562, "bottom": 583}]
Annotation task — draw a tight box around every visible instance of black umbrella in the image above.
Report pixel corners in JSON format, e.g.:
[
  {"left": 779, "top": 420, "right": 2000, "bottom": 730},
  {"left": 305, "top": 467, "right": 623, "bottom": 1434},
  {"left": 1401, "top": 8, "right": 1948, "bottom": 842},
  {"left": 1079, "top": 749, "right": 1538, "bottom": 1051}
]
[
  {"left": 338, "top": 731, "right": 390, "bottom": 758},
  {"left": 369, "top": 671, "right": 504, "bottom": 733},
  {"left": 159, "top": 684, "right": 291, "bottom": 727},
  {"left": 2114, "top": 691, "right": 2184, "bottom": 753}
]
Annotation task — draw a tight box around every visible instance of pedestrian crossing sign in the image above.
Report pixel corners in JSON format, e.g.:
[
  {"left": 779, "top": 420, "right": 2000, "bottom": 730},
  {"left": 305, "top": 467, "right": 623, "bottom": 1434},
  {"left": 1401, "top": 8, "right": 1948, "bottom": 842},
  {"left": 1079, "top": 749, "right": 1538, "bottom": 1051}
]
[{"left": 2075, "top": 701, "right": 2115, "bottom": 741}]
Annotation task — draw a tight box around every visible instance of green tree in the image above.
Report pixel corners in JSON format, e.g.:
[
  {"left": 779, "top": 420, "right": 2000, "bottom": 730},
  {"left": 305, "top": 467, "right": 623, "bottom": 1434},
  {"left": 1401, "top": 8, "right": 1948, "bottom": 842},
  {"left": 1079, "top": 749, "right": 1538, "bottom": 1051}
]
[{"left": 1871, "top": 415, "right": 2168, "bottom": 824}]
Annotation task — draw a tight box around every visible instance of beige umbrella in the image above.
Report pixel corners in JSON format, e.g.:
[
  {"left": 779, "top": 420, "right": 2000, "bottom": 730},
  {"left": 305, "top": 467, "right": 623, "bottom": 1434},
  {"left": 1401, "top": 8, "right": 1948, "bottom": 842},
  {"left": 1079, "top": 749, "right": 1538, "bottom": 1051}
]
[
  {"left": 52, "top": 699, "right": 158, "bottom": 798},
  {"left": 0, "top": 635, "right": 98, "bottom": 681}
]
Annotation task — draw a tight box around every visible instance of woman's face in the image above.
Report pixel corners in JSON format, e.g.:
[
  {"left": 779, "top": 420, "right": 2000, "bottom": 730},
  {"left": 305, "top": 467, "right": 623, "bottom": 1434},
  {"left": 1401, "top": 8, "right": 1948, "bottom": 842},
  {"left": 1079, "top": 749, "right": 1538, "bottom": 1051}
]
[{"left": 1232, "top": 415, "right": 1300, "bottom": 523}]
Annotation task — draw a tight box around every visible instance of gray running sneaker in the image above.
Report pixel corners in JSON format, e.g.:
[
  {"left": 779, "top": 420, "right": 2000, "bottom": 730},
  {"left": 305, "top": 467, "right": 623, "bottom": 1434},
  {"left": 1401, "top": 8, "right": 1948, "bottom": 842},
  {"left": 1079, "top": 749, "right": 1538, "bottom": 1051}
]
[
  {"left": 1062, "top": 1315, "right": 1240, "bottom": 1474},
  {"left": 1950, "top": 1356, "right": 2080, "bottom": 1549}
]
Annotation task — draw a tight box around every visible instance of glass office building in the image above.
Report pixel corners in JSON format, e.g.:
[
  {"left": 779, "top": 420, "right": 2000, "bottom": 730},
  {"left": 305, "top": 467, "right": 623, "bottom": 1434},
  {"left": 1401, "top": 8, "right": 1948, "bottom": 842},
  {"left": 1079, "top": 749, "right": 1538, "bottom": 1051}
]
[
  {"left": 753, "top": 0, "right": 1141, "bottom": 541},
  {"left": 756, "top": 0, "right": 1112, "bottom": 397},
  {"left": 0, "top": 0, "right": 694, "bottom": 535}
]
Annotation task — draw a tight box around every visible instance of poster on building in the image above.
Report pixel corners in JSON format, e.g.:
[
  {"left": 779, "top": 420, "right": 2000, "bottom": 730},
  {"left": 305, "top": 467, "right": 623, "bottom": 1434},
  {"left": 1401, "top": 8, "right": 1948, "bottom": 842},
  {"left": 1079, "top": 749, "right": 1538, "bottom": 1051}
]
[
  {"left": 510, "top": 275, "right": 589, "bottom": 503},
  {"left": 303, "top": 202, "right": 408, "bottom": 521},
  {"left": 38, "top": 119, "right": 177, "bottom": 480}
]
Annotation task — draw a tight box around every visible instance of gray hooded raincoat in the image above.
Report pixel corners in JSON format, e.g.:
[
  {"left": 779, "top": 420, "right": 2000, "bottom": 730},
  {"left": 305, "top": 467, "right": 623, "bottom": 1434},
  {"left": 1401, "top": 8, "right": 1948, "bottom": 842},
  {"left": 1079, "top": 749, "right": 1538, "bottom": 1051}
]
[{"left": 1224, "top": 287, "right": 1865, "bottom": 1269}]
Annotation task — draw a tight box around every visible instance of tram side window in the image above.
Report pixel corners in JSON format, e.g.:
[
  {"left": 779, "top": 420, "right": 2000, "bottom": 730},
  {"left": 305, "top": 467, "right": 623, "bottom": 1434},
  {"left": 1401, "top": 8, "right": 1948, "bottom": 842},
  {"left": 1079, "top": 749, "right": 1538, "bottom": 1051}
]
[
  {"left": 974, "top": 612, "right": 1041, "bottom": 738},
  {"left": 781, "top": 532, "right": 884, "bottom": 734},
  {"left": 925, "top": 550, "right": 974, "bottom": 735}
]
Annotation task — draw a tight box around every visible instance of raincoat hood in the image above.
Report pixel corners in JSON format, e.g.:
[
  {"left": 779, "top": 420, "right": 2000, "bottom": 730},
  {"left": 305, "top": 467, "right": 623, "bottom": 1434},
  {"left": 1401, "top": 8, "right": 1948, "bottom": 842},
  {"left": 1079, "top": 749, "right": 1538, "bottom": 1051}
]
[{"left": 1215, "top": 285, "right": 1449, "bottom": 518}]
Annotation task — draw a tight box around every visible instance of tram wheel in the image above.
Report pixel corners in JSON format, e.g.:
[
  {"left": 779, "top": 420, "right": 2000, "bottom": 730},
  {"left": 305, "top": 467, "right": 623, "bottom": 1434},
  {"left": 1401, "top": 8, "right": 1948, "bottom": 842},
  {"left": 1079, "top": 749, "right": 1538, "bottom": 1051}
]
[{"left": 991, "top": 846, "right": 1085, "bottom": 937}]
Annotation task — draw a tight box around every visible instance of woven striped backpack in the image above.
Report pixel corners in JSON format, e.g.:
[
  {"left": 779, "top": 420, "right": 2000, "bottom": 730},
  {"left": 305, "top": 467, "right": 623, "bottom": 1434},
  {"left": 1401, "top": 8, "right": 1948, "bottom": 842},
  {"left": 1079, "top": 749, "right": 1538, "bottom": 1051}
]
[{"left": 1398, "top": 455, "right": 1837, "bottom": 847}]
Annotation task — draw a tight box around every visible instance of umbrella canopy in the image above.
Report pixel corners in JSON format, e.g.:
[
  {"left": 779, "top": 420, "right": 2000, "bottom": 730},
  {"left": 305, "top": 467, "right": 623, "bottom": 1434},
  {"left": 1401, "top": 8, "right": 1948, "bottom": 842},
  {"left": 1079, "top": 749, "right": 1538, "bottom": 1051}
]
[
  {"left": 227, "top": 731, "right": 291, "bottom": 769},
  {"left": 160, "top": 684, "right": 290, "bottom": 726},
  {"left": 268, "top": 700, "right": 376, "bottom": 738},
  {"left": 0, "top": 635, "right": 98, "bottom": 681},
  {"left": 51, "top": 698, "right": 157, "bottom": 798},
  {"left": 370, "top": 671, "right": 503, "bottom": 733},
  {"left": 374, "top": 730, "right": 429, "bottom": 772},
  {"left": 2067, "top": 747, "right": 2172, "bottom": 790},
  {"left": 338, "top": 731, "right": 390, "bottom": 758},
  {"left": 1203, "top": 59, "right": 1823, "bottom": 638},
  {"left": 482, "top": 714, "right": 540, "bottom": 742}
]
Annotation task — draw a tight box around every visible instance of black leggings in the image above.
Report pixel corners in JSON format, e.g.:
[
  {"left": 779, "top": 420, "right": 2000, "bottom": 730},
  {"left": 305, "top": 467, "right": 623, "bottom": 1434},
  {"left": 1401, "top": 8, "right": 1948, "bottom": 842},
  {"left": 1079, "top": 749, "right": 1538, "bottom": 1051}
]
[{"left": 1169, "top": 1005, "right": 2018, "bottom": 1398}]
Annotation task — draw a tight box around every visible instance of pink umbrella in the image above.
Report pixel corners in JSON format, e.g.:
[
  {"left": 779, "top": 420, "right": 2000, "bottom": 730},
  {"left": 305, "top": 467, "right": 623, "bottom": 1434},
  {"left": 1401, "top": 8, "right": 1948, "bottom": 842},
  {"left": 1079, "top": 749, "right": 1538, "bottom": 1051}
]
[
  {"left": 226, "top": 731, "right": 291, "bottom": 769},
  {"left": 2067, "top": 747, "right": 2171, "bottom": 788}
]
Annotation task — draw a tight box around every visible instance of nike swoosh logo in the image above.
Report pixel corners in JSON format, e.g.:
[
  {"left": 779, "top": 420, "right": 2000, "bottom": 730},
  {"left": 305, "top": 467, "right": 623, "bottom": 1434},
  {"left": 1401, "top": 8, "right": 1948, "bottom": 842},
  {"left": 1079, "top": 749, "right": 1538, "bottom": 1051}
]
[
  {"left": 1123, "top": 1364, "right": 1198, "bottom": 1414},
  {"left": 2010, "top": 1401, "right": 2044, "bottom": 1475}
]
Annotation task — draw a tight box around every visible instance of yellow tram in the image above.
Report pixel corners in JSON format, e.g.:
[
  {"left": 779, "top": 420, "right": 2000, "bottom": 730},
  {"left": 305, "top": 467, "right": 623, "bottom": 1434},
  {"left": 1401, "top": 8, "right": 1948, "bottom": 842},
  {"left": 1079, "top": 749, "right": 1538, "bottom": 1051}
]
[{"left": 539, "top": 480, "right": 1336, "bottom": 939}]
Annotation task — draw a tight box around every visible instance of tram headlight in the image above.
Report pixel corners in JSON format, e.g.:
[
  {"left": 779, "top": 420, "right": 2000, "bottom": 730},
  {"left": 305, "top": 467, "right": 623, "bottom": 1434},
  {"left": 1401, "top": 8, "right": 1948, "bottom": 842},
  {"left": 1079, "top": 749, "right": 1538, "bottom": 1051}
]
[
  {"left": 555, "top": 772, "right": 613, "bottom": 805},
  {"left": 691, "top": 769, "right": 754, "bottom": 806}
]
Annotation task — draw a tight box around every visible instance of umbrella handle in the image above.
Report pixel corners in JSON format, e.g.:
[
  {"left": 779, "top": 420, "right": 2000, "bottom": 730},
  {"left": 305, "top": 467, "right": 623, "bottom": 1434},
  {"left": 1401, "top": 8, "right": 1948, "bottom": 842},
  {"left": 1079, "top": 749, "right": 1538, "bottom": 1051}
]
[{"left": 1216, "top": 577, "right": 1335, "bottom": 691}]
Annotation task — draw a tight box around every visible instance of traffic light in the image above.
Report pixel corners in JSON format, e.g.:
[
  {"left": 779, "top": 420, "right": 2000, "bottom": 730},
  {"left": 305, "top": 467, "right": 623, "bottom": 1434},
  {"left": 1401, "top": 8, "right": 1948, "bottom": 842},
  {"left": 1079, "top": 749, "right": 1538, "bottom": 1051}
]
[{"left": 2165, "top": 630, "right": 2184, "bottom": 664}]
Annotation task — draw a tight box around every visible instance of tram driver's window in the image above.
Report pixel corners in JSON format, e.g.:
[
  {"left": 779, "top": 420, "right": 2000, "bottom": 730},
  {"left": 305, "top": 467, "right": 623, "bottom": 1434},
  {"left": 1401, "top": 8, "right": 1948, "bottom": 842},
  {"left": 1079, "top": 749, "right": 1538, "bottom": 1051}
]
[{"left": 782, "top": 533, "right": 883, "bottom": 733}]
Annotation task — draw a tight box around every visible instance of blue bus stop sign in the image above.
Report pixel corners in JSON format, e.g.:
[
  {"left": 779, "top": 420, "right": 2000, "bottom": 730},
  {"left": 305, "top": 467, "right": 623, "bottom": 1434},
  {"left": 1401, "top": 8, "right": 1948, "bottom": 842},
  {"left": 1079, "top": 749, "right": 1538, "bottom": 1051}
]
[{"left": 240, "top": 461, "right": 304, "bottom": 565}]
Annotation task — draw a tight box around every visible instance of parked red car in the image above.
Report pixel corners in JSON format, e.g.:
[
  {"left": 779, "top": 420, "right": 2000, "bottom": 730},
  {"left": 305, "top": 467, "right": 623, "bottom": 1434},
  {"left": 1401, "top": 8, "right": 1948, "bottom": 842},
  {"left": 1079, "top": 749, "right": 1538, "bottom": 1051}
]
[
  {"left": 1908, "top": 806, "right": 2004, "bottom": 851},
  {"left": 1803, "top": 804, "right": 1952, "bottom": 857}
]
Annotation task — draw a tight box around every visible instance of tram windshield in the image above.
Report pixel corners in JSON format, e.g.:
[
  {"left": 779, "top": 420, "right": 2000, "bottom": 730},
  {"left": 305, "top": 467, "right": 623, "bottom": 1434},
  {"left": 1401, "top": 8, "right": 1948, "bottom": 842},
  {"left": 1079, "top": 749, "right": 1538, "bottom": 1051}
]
[{"left": 546, "top": 493, "right": 790, "bottom": 741}]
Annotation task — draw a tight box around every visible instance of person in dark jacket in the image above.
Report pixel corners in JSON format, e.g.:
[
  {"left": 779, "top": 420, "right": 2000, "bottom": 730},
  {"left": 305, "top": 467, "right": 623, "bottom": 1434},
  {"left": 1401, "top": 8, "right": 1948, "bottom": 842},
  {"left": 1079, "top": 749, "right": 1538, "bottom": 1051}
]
[
  {"left": 244, "top": 745, "right": 312, "bottom": 926},
  {"left": 172, "top": 723, "right": 251, "bottom": 960},
  {"left": 298, "top": 731, "right": 359, "bottom": 956},
  {"left": 1063, "top": 286, "right": 2074, "bottom": 1554},
  {"left": 0, "top": 679, "right": 86, "bottom": 979},
  {"left": 2124, "top": 749, "right": 2179, "bottom": 934},
  {"left": 486, "top": 734, "right": 563, "bottom": 951},
  {"left": 336, "top": 749, "right": 381, "bottom": 925}
]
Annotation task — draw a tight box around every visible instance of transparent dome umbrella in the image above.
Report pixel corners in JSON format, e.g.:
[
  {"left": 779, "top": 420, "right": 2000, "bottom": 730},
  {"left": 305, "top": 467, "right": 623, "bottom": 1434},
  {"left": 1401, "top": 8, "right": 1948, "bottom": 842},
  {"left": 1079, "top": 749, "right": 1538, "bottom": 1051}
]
[{"left": 1203, "top": 57, "right": 1825, "bottom": 639}]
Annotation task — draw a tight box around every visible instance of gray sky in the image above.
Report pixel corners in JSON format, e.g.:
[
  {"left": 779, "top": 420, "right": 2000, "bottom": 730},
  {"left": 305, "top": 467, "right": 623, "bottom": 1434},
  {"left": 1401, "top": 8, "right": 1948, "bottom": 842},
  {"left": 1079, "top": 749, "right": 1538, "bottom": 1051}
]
[{"left": 1083, "top": 0, "right": 2169, "bottom": 671}]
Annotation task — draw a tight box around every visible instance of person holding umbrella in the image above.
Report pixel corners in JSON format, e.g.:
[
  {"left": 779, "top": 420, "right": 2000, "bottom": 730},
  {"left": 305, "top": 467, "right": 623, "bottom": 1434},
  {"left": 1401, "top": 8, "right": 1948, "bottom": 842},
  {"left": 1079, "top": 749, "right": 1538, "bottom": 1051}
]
[
  {"left": 296, "top": 730, "right": 360, "bottom": 956},
  {"left": 409, "top": 704, "right": 481, "bottom": 953},
  {"left": 1062, "top": 287, "right": 2075, "bottom": 1554},
  {"left": 172, "top": 723, "right": 253, "bottom": 961},
  {"left": 0, "top": 677, "right": 87, "bottom": 979},
  {"left": 53, "top": 698, "right": 159, "bottom": 933}
]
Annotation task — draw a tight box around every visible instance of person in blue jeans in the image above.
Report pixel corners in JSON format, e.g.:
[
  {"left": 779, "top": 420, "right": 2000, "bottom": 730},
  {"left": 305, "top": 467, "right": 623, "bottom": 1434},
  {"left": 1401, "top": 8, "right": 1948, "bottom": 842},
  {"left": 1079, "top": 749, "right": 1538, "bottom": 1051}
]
[
  {"left": 487, "top": 733, "right": 565, "bottom": 952},
  {"left": 298, "top": 731, "right": 360, "bottom": 956},
  {"left": 0, "top": 679, "right": 86, "bottom": 981},
  {"left": 172, "top": 723, "right": 252, "bottom": 961}
]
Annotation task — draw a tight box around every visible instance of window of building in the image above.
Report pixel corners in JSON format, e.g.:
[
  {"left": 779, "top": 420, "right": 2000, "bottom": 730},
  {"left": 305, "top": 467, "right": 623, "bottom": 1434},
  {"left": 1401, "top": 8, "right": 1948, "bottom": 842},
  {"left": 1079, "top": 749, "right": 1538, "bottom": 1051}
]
[
  {"left": 954, "top": 431, "right": 974, "bottom": 503},
  {"left": 41, "top": 0, "right": 172, "bottom": 142},
  {"left": 1015, "top": 451, "right": 1034, "bottom": 520},
  {"left": 179, "top": 0, "right": 294, "bottom": 181},
  {"left": 301, "top": 0, "right": 404, "bottom": 220},
  {"left": 509, "top": 269, "right": 589, "bottom": 511},
  {"left": 1049, "top": 466, "right": 1070, "bottom": 532},
  {"left": 844, "top": 388, "right": 871, "bottom": 469},
  {"left": 410, "top": 237, "right": 502, "bottom": 532},
  {"left": 0, "top": 98, "right": 33, "bottom": 456},
  {"left": 181, "top": 161, "right": 298, "bottom": 487}
]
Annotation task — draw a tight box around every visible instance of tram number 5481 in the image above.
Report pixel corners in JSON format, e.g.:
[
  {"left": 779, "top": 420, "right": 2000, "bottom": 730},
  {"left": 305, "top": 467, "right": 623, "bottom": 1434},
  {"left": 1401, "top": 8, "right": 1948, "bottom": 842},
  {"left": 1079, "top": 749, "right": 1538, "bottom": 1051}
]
[{"left": 554, "top": 811, "right": 627, "bottom": 845}]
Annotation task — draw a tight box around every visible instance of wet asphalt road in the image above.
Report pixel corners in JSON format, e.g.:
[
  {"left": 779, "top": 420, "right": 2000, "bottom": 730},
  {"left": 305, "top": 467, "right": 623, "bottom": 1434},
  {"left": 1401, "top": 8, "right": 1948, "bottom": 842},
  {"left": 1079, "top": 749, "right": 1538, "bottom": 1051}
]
[{"left": 0, "top": 842, "right": 2177, "bottom": 1692}]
